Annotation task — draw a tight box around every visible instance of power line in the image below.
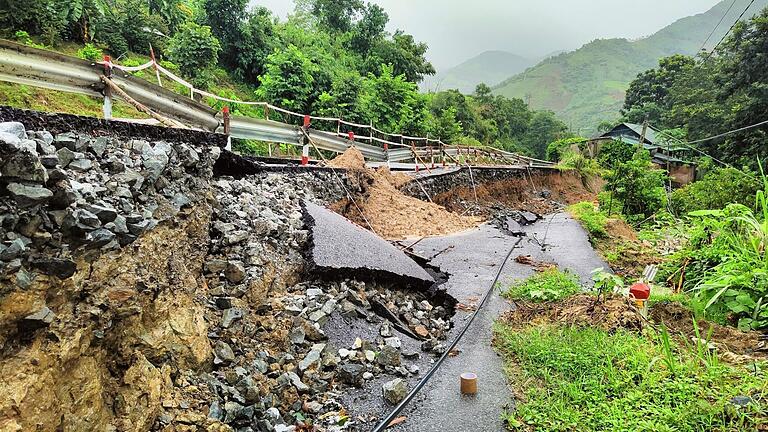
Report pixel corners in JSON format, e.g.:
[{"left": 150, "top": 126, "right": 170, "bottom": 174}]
[
  {"left": 704, "top": 0, "right": 758, "bottom": 60},
  {"left": 699, "top": 0, "right": 739, "bottom": 53},
  {"left": 687, "top": 118, "right": 768, "bottom": 145}
]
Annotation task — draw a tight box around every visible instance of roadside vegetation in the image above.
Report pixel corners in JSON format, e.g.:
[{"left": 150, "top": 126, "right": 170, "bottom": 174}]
[
  {"left": 496, "top": 272, "right": 767, "bottom": 432},
  {"left": 0, "top": 0, "right": 572, "bottom": 158}
]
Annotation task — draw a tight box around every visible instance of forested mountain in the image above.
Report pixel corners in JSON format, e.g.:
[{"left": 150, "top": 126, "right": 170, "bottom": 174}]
[
  {"left": 492, "top": 0, "right": 768, "bottom": 133},
  {"left": 421, "top": 50, "right": 535, "bottom": 93}
]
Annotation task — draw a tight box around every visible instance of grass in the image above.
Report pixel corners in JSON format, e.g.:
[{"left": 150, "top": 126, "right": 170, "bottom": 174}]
[
  {"left": 568, "top": 202, "right": 608, "bottom": 238},
  {"left": 503, "top": 269, "right": 581, "bottom": 302},
  {"left": 495, "top": 322, "right": 767, "bottom": 432}
]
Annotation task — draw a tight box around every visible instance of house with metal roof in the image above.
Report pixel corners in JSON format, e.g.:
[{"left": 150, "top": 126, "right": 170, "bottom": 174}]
[{"left": 589, "top": 122, "right": 698, "bottom": 186}]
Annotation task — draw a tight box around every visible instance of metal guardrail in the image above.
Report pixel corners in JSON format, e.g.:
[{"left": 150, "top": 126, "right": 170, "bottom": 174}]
[{"left": 0, "top": 39, "right": 557, "bottom": 169}]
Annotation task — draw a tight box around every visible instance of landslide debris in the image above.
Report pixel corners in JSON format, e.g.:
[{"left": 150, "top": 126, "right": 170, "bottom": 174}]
[{"left": 327, "top": 147, "right": 481, "bottom": 239}]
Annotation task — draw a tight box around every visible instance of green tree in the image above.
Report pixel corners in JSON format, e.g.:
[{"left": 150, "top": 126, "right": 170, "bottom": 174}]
[
  {"left": 358, "top": 64, "right": 423, "bottom": 132},
  {"left": 605, "top": 150, "right": 667, "bottom": 219},
  {"left": 298, "top": 0, "right": 364, "bottom": 33},
  {"left": 257, "top": 44, "right": 316, "bottom": 112},
  {"left": 521, "top": 111, "right": 570, "bottom": 158},
  {"left": 348, "top": 3, "right": 388, "bottom": 56},
  {"left": 203, "top": 0, "right": 247, "bottom": 68},
  {"left": 167, "top": 22, "right": 221, "bottom": 87},
  {"left": 364, "top": 30, "right": 435, "bottom": 83},
  {"left": 598, "top": 139, "right": 635, "bottom": 169},
  {"left": 229, "top": 7, "right": 276, "bottom": 83},
  {"left": 622, "top": 55, "right": 696, "bottom": 124}
]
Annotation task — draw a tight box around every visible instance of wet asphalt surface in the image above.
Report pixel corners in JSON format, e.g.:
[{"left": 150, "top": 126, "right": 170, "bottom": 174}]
[{"left": 385, "top": 212, "right": 608, "bottom": 432}]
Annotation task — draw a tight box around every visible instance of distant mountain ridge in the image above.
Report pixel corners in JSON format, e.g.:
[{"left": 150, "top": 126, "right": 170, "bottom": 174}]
[
  {"left": 421, "top": 50, "right": 536, "bottom": 94},
  {"left": 492, "top": 0, "right": 768, "bottom": 133}
]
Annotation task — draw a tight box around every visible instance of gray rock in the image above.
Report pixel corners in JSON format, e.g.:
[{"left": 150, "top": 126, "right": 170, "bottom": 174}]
[
  {"left": 337, "top": 363, "right": 366, "bottom": 387},
  {"left": 6, "top": 183, "right": 53, "bottom": 208},
  {"left": 286, "top": 372, "right": 309, "bottom": 392},
  {"left": 36, "top": 131, "right": 54, "bottom": 146},
  {"left": 67, "top": 209, "right": 101, "bottom": 232},
  {"left": 20, "top": 306, "right": 56, "bottom": 331},
  {"left": 225, "top": 261, "right": 246, "bottom": 284},
  {"left": 127, "top": 219, "right": 153, "bottom": 236},
  {"left": 1, "top": 149, "right": 47, "bottom": 183},
  {"left": 0, "top": 238, "right": 25, "bottom": 261},
  {"left": 56, "top": 147, "right": 76, "bottom": 167},
  {"left": 0, "top": 122, "right": 26, "bottom": 139},
  {"left": 221, "top": 308, "right": 244, "bottom": 328},
  {"left": 90, "top": 137, "right": 109, "bottom": 157},
  {"left": 86, "top": 204, "right": 118, "bottom": 223},
  {"left": 377, "top": 345, "right": 401, "bottom": 367},
  {"left": 30, "top": 258, "right": 77, "bottom": 279},
  {"left": 385, "top": 337, "right": 401, "bottom": 349},
  {"left": 36, "top": 139, "right": 56, "bottom": 156},
  {"left": 730, "top": 396, "right": 754, "bottom": 407},
  {"left": 40, "top": 154, "right": 59, "bottom": 168},
  {"left": 214, "top": 341, "right": 236, "bottom": 365},
  {"left": 289, "top": 326, "right": 306, "bottom": 345},
  {"left": 68, "top": 159, "right": 93, "bottom": 172},
  {"left": 298, "top": 343, "right": 326, "bottom": 371},
  {"left": 208, "top": 401, "right": 223, "bottom": 421},
  {"left": 86, "top": 228, "right": 116, "bottom": 248},
  {"left": 215, "top": 297, "right": 233, "bottom": 310},
  {"left": 54, "top": 132, "right": 78, "bottom": 150},
  {"left": 382, "top": 378, "right": 407, "bottom": 404}
]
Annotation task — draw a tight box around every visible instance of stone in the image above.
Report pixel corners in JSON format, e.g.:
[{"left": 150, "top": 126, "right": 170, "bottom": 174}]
[
  {"left": 364, "top": 350, "right": 376, "bottom": 362},
  {"left": 338, "top": 348, "right": 351, "bottom": 358},
  {"left": 0, "top": 122, "right": 26, "bottom": 139},
  {"left": 414, "top": 325, "right": 430, "bottom": 338},
  {"left": 208, "top": 401, "right": 223, "bottom": 421},
  {"left": 380, "top": 322, "right": 392, "bottom": 337},
  {"left": 385, "top": 337, "right": 402, "bottom": 349},
  {"left": 298, "top": 343, "right": 326, "bottom": 371},
  {"left": 54, "top": 132, "right": 78, "bottom": 150},
  {"left": 86, "top": 204, "right": 118, "bottom": 223},
  {"left": 214, "top": 341, "right": 236, "bottom": 365},
  {"left": 363, "top": 372, "right": 374, "bottom": 380},
  {"left": 225, "top": 261, "right": 246, "bottom": 284},
  {"left": 87, "top": 228, "right": 116, "bottom": 248},
  {"left": 289, "top": 326, "right": 306, "bottom": 345},
  {"left": 127, "top": 219, "right": 153, "bottom": 236},
  {"left": 1, "top": 150, "right": 47, "bottom": 183},
  {"left": 30, "top": 258, "right": 77, "bottom": 279},
  {"left": 6, "top": 183, "right": 52, "bottom": 208},
  {"left": 214, "top": 296, "right": 233, "bottom": 310},
  {"left": 56, "top": 147, "right": 76, "bottom": 167},
  {"left": 377, "top": 345, "right": 401, "bottom": 367},
  {"left": 20, "top": 306, "right": 56, "bottom": 331},
  {"left": 337, "top": 363, "right": 366, "bottom": 387},
  {"left": 90, "top": 137, "right": 109, "bottom": 157},
  {"left": 382, "top": 379, "right": 407, "bottom": 404},
  {"left": 69, "top": 159, "right": 93, "bottom": 172},
  {"left": 730, "top": 396, "right": 754, "bottom": 407},
  {"left": 40, "top": 154, "right": 59, "bottom": 168},
  {"left": 286, "top": 372, "right": 309, "bottom": 392},
  {"left": 221, "top": 308, "right": 244, "bottom": 328},
  {"left": 0, "top": 238, "right": 25, "bottom": 261}
]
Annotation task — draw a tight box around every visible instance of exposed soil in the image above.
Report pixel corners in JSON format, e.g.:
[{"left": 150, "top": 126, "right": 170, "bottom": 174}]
[
  {"left": 434, "top": 171, "right": 602, "bottom": 217},
  {"left": 500, "top": 294, "right": 642, "bottom": 333},
  {"left": 597, "top": 218, "right": 661, "bottom": 278},
  {"left": 500, "top": 295, "right": 768, "bottom": 363},
  {"left": 327, "top": 148, "right": 481, "bottom": 239},
  {"left": 650, "top": 302, "right": 768, "bottom": 360}
]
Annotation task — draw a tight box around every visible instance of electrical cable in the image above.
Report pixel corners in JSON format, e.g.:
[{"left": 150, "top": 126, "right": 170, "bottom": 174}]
[
  {"left": 371, "top": 237, "right": 522, "bottom": 432},
  {"left": 699, "top": 0, "right": 739, "bottom": 53},
  {"left": 704, "top": 0, "right": 758, "bottom": 60}
]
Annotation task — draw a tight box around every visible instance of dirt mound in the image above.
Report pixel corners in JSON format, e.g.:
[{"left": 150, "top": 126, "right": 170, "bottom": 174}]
[
  {"left": 500, "top": 295, "right": 642, "bottom": 333},
  {"left": 500, "top": 295, "right": 768, "bottom": 364},
  {"left": 434, "top": 171, "right": 600, "bottom": 216},
  {"left": 606, "top": 218, "right": 638, "bottom": 241},
  {"left": 650, "top": 302, "right": 767, "bottom": 359},
  {"left": 328, "top": 149, "right": 481, "bottom": 239},
  {"left": 327, "top": 146, "right": 367, "bottom": 170}
]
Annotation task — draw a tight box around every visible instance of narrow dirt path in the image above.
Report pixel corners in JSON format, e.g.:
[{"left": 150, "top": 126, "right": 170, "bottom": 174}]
[{"left": 391, "top": 212, "right": 606, "bottom": 431}]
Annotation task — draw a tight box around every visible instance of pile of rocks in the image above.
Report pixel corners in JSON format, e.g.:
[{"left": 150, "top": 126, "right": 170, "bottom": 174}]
[{"left": 0, "top": 121, "right": 219, "bottom": 284}]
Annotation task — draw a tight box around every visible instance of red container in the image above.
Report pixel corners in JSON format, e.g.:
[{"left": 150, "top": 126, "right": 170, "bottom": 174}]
[{"left": 629, "top": 282, "right": 651, "bottom": 300}]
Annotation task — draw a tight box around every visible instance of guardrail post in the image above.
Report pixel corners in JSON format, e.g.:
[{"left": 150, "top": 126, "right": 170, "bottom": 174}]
[
  {"left": 102, "top": 55, "right": 112, "bottom": 120},
  {"left": 222, "top": 106, "right": 231, "bottom": 135},
  {"left": 301, "top": 115, "right": 311, "bottom": 166}
]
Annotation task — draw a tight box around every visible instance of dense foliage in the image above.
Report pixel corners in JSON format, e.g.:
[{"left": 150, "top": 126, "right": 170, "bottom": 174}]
[
  {"left": 671, "top": 167, "right": 761, "bottom": 214},
  {"left": 622, "top": 8, "right": 768, "bottom": 170},
  {"left": 604, "top": 151, "right": 667, "bottom": 221},
  {"left": 0, "top": 0, "right": 570, "bottom": 157}
]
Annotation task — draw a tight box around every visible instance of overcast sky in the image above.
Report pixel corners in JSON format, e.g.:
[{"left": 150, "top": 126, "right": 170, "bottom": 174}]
[{"left": 251, "top": 0, "right": 723, "bottom": 70}]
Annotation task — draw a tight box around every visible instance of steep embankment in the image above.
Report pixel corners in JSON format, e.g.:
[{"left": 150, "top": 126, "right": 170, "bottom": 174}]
[{"left": 492, "top": 0, "right": 768, "bottom": 132}]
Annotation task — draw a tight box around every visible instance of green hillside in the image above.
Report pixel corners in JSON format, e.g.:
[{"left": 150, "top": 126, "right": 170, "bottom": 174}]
[
  {"left": 493, "top": 0, "right": 768, "bottom": 133},
  {"left": 423, "top": 50, "right": 535, "bottom": 93}
]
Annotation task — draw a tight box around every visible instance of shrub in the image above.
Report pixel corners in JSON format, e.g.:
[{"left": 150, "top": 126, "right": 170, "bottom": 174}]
[
  {"left": 503, "top": 269, "right": 581, "bottom": 302},
  {"left": 546, "top": 137, "right": 586, "bottom": 162},
  {"left": 167, "top": 22, "right": 221, "bottom": 88},
  {"left": 77, "top": 43, "right": 103, "bottom": 61},
  {"left": 598, "top": 139, "right": 635, "bottom": 169},
  {"left": 604, "top": 150, "right": 667, "bottom": 221},
  {"left": 568, "top": 202, "right": 607, "bottom": 238},
  {"left": 671, "top": 167, "right": 760, "bottom": 214}
]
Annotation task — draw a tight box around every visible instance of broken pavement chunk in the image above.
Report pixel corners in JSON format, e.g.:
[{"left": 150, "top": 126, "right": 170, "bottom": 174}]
[{"left": 302, "top": 200, "right": 434, "bottom": 289}]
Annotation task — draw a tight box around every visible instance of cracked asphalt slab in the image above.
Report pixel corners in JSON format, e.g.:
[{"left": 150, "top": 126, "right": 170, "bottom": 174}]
[
  {"left": 388, "top": 212, "right": 607, "bottom": 432},
  {"left": 303, "top": 200, "right": 434, "bottom": 287}
]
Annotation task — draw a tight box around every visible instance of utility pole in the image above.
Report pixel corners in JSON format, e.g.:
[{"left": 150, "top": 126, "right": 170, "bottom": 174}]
[{"left": 638, "top": 116, "right": 649, "bottom": 150}]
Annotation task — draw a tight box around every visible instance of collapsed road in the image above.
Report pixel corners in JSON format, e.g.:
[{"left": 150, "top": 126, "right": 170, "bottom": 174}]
[{"left": 0, "top": 107, "right": 605, "bottom": 432}]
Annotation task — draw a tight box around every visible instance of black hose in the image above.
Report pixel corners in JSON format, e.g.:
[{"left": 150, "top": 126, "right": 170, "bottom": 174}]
[{"left": 371, "top": 237, "right": 524, "bottom": 431}]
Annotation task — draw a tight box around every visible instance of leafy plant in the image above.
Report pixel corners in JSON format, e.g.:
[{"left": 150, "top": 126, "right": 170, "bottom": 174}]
[
  {"left": 591, "top": 268, "right": 624, "bottom": 296},
  {"left": 671, "top": 167, "right": 761, "bottom": 214},
  {"left": 503, "top": 269, "right": 581, "bottom": 302},
  {"left": 167, "top": 22, "right": 221, "bottom": 89},
  {"left": 604, "top": 150, "right": 667, "bottom": 222},
  {"left": 76, "top": 43, "right": 103, "bottom": 61},
  {"left": 569, "top": 202, "right": 607, "bottom": 238}
]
